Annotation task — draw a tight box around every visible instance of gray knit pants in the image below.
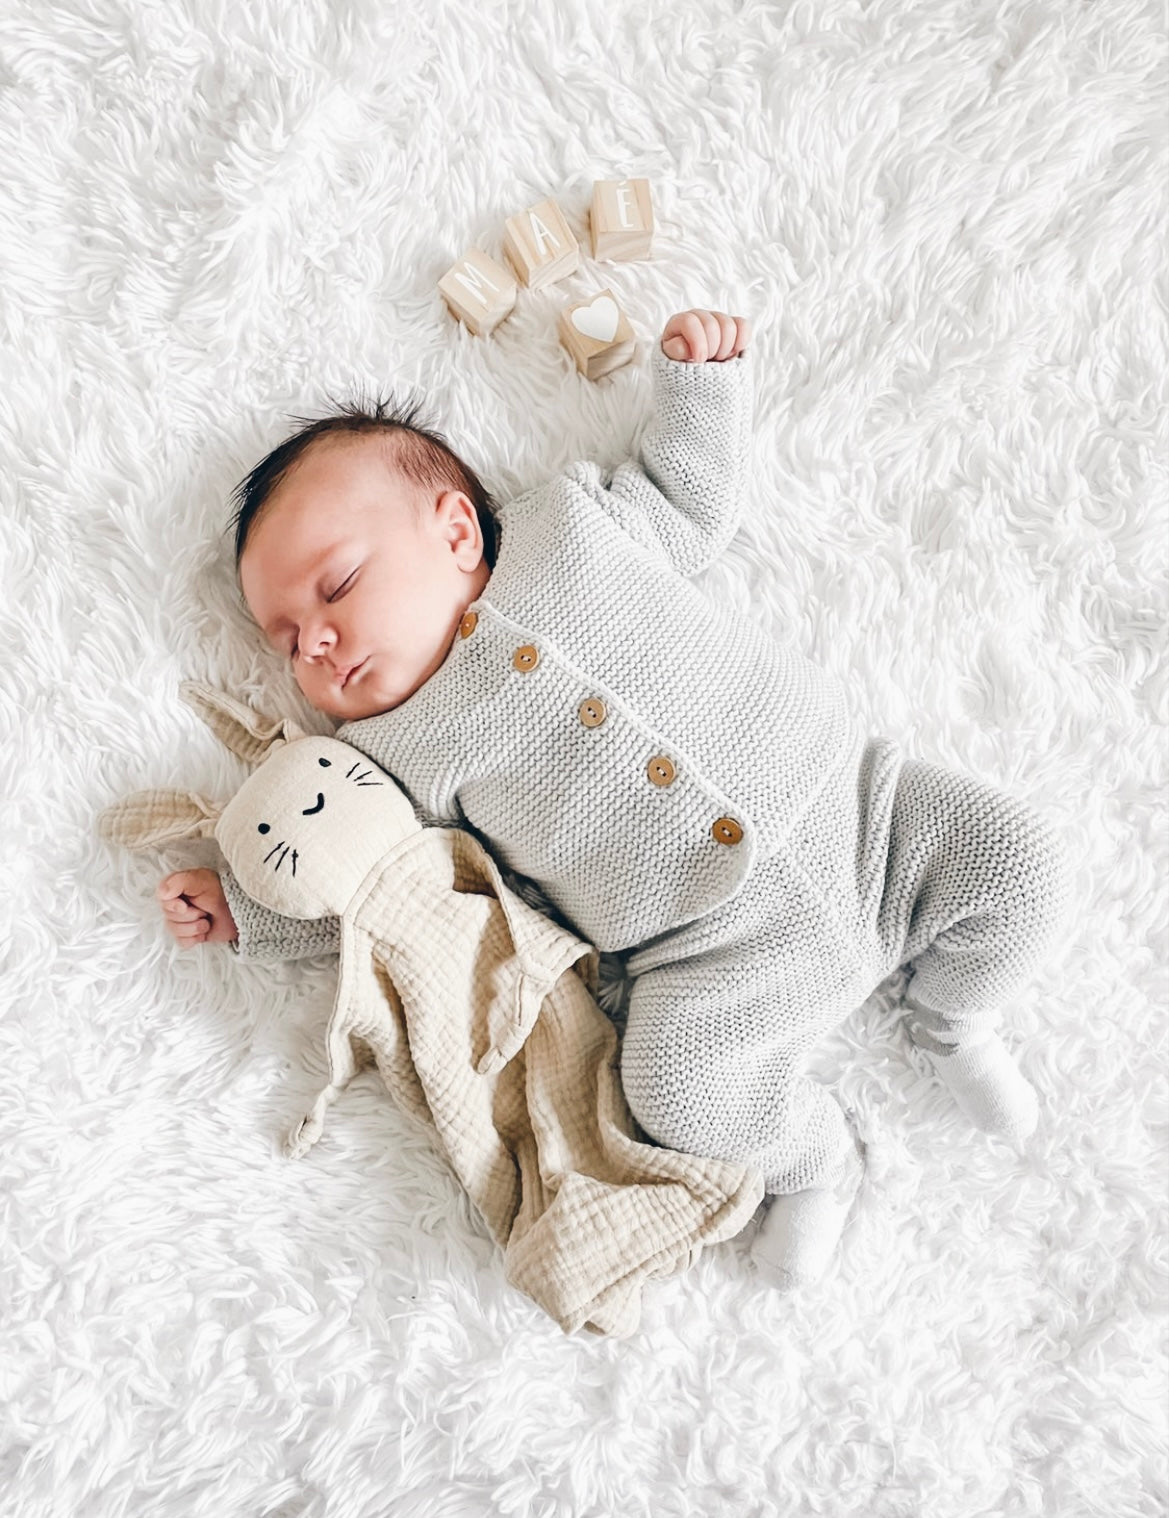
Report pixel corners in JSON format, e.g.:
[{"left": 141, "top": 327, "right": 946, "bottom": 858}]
[{"left": 618, "top": 741, "right": 1071, "bottom": 1195}]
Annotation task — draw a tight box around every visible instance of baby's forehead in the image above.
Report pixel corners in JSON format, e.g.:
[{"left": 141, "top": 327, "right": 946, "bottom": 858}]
[
  {"left": 295, "top": 427, "right": 409, "bottom": 485},
  {"left": 249, "top": 432, "right": 416, "bottom": 558}
]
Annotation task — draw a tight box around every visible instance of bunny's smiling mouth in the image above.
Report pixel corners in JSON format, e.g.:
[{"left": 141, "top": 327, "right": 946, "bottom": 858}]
[{"left": 302, "top": 792, "right": 325, "bottom": 815}]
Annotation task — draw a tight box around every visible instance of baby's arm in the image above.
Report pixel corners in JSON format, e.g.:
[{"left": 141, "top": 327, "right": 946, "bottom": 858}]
[
  {"left": 220, "top": 866, "right": 341, "bottom": 962},
  {"left": 565, "top": 307, "right": 754, "bottom": 577},
  {"left": 158, "top": 867, "right": 341, "bottom": 962}
]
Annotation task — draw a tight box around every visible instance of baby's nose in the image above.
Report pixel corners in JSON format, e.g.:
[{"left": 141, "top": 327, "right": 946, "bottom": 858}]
[{"left": 301, "top": 621, "right": 337, "bottom": 659}]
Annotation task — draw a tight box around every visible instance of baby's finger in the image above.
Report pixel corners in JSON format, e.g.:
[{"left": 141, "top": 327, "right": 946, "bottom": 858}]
[
  {"left": 673, "top": 310, "right": 715, "bottom": 363},
  {"left": 158, "top": 870, "right": 201, "bottom": 902},
  {"left": 693, "top": 310, "right": 723, "bottom": 362},
  {"left": 162, "top": 895, "right": 205, "bottom": 922},
  {"left": 173, "top": 922, "right": 210, "bottom": 947},
  {"left": 710, "top": 311, "right": 739, "bottom": 361}
]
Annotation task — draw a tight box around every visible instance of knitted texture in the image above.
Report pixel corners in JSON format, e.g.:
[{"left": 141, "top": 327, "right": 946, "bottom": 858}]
[
  {"left": 618, "top": 755, "right": 1069, "bottom": 1193},
  {"left": 222, "top": 867, "right": 341, "bottom": 961},
  {"left": 228, "top": 343, "right": 862, "bottom": 958}
]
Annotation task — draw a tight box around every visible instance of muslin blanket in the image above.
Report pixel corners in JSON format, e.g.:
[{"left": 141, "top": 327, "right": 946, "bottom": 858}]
[{"left": 101, "top": 682, "right": 765, "bottom": 1336}]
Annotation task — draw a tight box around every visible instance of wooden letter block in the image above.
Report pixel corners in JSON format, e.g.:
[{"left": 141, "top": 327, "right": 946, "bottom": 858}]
[
  {"left": 502, "top": 197, "right": 581, "bottom": 291},
  {"left": 558, "top": 288, "right": 636, "bottom": 381},
  {"left": 589, "top": 178, "right": 654, "bottom": 261},
  {"left": 438, "top": 249, "right": 517, "bottom": 336}
]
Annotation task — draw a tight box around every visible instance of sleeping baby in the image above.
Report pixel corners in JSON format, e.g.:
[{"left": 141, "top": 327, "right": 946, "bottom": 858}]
[{"left": 159, "top": 308, "right": 1070, "bottom": 1287}]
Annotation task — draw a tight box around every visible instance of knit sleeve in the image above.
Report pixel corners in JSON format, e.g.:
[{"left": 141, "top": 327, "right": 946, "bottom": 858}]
[
  {"left": 220, "top": 864, "right": 341, "bottom": 963},
  {"left": 565, "top": 343, "right": 754, "bottom": 577}
]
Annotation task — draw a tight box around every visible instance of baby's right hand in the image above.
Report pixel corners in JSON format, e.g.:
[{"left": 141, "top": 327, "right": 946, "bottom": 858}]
[{"left": 157, "top": 869, "right": 238, "bottom": 948}]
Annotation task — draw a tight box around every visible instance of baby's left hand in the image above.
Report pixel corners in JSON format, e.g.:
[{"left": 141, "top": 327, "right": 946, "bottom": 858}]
[{"left": 661, "top": 309, "right": 750, "bottom": 363}]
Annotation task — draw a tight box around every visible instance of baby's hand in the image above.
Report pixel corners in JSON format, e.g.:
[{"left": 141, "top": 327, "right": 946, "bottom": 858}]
[
  {"left": 158, "top": 869, "right": 238, "bottom": 948},
  {"left": 661, "top": 309, "right": 750, "bottom": 363}
]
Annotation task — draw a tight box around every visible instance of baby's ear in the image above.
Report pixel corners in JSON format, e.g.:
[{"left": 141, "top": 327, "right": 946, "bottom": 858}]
[
  {"left": 180, "top": 680, "right": 310, "bottom": 764},
  {"left": 99, "top": 789, "right": 222, "bottom": 850}
]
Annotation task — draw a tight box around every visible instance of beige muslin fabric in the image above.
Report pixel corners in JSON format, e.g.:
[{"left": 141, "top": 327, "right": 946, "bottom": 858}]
[{"left": 298, "top": 822, "right": 764, "bottom": 1337}]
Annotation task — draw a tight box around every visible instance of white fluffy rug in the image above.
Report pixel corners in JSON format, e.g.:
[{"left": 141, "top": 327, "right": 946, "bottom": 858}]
[{"left": 2, "top": 1, "right": 1166, "bottom": 1513}]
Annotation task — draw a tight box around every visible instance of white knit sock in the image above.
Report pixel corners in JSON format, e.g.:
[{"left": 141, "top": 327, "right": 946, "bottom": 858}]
[
  {"left": 750, "top": 1142, "right": 864, "bottom": 1290},
  {"left": 905, "top": 1002, "right": 1039, "bottom": 1145}
]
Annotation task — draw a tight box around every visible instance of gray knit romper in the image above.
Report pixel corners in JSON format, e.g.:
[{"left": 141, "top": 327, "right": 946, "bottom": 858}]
[{"left": 222, "top": 345, "right": 1071, "bottom": 1199}]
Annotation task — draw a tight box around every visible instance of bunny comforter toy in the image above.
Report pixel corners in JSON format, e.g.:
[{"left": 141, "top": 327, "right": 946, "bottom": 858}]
[{"left": 101, "top": 682, "right": 764, "bottom": 1337}]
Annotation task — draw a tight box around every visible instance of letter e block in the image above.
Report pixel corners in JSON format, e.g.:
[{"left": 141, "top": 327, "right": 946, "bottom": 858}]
[
  {"left": 558, "top": 288, "right": 636, "bottom": 381},
  {"left": 438, "top": 249, "right": 517, "bottom": 337},
  {"left": 589, "top": 178, "right": 654, "bottom": 261},
  {"left": 502, "top": 197, "right": 581, "bottom": 291}
]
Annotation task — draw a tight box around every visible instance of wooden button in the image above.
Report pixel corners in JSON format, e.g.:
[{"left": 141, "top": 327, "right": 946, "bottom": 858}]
[
  {"left": 459, "top": 611, "right": 478, "bottom": 639},
  {"left": 711, "top": 816, "right": 744, "bottom": 846},
  {"left": 579, "top": 697, "right": 606, "bottom": 728},
  {"left": 647, "top": 755, "right": 676, "bottom": 788},
  {"left": 513, "top": 644, "right": 540, "bottom": 672}
]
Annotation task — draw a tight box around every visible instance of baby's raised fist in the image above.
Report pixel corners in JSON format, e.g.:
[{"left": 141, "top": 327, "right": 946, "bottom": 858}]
[
  {"left": 158, "top": 869, "right": 238, "bottom": 948},
  {"left": 661, "top": 309, "right": 750, "bottom": 364}
]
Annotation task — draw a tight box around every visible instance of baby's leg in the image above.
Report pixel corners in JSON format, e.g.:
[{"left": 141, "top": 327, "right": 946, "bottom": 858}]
[
  {"left": 621, "top": 974, "right": 860, "bottom": 1194},
  {"left": 620, "top": 906, "right": 876, "bottom": 1286},
  {"left": 879, "top": 759, "right": 1072, "bottom": 1142}
]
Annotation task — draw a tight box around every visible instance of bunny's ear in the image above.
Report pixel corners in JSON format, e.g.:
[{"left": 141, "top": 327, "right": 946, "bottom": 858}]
[
  {"left": 98, "top": 789, "right": 223, "bottom": 851},
  {"left": 179, "top": 680, "right": 310, "bottom": 764}
]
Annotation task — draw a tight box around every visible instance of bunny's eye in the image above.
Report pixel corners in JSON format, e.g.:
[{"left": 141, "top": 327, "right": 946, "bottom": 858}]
[
  {"left": 258, "top": 823, "right": 271, "bottom": 835},
  {"left": 318, "top": 757, "right": 331, "bottom": 767}
]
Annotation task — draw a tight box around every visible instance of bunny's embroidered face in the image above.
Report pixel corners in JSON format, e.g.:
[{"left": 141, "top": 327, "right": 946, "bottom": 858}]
[{"left": 215, "top": 736, "right": 420, "bottom": 919}]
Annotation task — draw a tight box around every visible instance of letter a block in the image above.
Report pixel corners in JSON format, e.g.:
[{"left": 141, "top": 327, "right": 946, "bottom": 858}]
[
  {"left": 438, "top": 249, "right": 518, "bottom": 337},
  {"left": 589, "top": 178, "right": 654, "bottom": 261},
  {"left": 558, "top": 288, "right": 636, "bottom": 381},
  {"left": 502, "top": 197, "right": 581, "bottom": 291}
]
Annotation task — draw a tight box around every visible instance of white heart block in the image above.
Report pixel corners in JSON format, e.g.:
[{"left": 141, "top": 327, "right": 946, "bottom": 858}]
[{"left": 571, "top": 295, "right": 620, "bottom": 343}]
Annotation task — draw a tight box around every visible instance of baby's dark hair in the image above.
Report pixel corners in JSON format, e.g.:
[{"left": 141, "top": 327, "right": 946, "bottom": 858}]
[{"left": 228, "top": 390, "right": 499, "bottom": 569}]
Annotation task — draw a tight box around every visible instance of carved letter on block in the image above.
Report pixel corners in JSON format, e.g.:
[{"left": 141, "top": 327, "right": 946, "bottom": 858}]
[
  {"left": 438, "top": 249, "right": 518, "bottom": 337},
  {"left": 589, "top": 178, "right": 654, "bottom": 261},
  {"left": 557, "top": 288, "right": 637, "bottom": 381},
  {"left": 502, "top": 197, "right": 581, "bottom": 291}
]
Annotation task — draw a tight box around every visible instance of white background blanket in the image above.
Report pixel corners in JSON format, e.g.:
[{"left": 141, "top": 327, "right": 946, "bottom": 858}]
[{"left": 2, "top": 1, "right": 1165, "bottom": 1514}]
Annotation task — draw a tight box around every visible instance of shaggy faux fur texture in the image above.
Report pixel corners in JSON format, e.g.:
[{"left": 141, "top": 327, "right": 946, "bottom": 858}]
[{"left": 2, "top": 1, "right": 1166, "bottom": 1514}]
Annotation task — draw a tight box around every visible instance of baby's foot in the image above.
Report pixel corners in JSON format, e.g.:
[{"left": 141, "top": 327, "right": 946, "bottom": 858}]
[
  {"left": 905, "top": 1006, "right": 1038, "bottom": 1145},
  {"left": 749, "top": 1142, "right": 864, "bottom": 1290}
]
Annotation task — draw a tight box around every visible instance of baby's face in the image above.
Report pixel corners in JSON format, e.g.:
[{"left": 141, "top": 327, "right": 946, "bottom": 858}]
[{"left": 239, "top": 435, "right": 489, "bottom": 722}]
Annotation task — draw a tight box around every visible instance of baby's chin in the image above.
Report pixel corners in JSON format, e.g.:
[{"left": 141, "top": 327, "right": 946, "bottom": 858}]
[
  {"left": 322, "top": 664, "right": 417, "bottom": 723},
  {"left": 297, "top": 670, "right": 393, "bottom": 724},
  {"left": 328, "top": 684, "right": 397, "bottom": 722}
]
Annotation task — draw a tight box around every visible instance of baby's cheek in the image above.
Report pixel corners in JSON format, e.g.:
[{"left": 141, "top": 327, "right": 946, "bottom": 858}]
[{"left": 294, "top": 666, "right": 337, "bottom": 716}]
